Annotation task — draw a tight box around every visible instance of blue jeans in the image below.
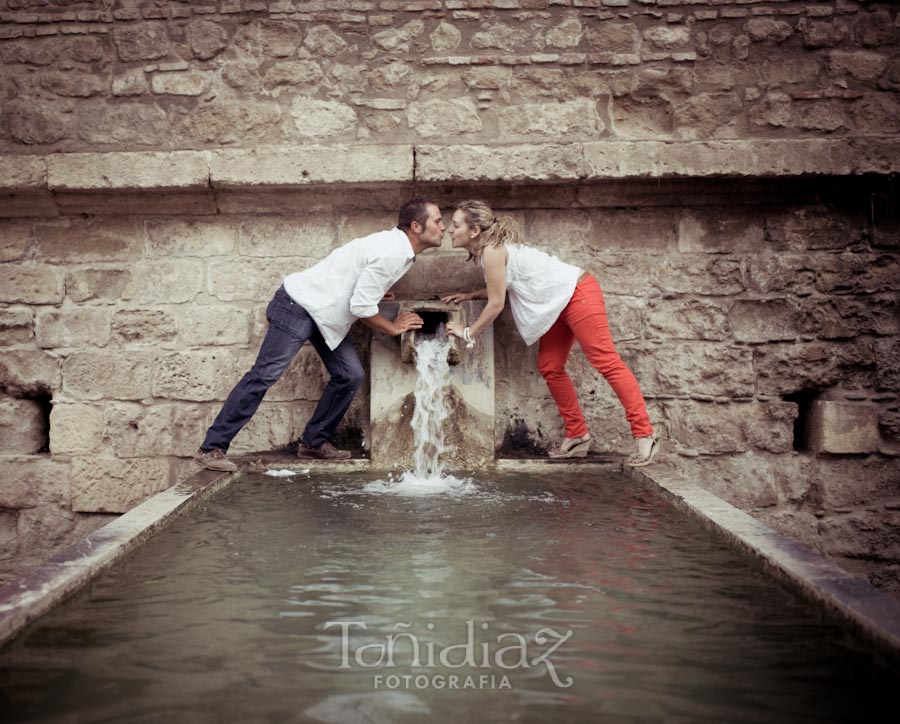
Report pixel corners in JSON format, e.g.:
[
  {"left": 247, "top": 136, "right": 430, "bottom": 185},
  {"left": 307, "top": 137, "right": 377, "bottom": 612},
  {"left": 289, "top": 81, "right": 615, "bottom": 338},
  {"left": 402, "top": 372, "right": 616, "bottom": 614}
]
[{"left": 201, "top": 286, "right": 365, "bottom": 452}]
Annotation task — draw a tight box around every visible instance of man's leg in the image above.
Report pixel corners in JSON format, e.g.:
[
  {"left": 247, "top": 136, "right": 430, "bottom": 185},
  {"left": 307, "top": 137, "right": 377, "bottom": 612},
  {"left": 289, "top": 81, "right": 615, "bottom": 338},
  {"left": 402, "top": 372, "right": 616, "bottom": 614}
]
[
  {"left": 200, "top": 288, "right": 315, "bottom": 454},
  {"left": 300, "top": 329, "right": 365, "bottom": 451}
]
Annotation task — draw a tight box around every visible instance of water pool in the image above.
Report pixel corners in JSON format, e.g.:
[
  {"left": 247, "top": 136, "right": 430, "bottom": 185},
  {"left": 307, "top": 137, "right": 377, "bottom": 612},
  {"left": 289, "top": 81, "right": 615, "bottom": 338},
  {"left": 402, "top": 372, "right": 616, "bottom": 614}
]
[{"left": 0, "top": 469, "right": 896, "bottom": 723}]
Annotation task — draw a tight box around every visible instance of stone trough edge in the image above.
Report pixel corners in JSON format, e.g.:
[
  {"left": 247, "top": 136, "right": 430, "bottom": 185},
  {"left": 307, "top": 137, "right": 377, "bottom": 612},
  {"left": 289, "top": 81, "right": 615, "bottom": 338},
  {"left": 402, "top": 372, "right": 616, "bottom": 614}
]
[{"left": 625, "top": 464, "right": 900, "bottom": 662}]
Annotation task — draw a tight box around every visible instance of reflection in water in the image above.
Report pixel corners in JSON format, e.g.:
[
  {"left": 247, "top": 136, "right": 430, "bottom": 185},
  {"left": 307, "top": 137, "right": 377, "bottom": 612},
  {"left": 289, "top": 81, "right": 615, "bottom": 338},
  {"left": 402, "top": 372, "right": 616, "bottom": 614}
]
[{"left": 0, "top": 470, "right": 897, "bottom": 724}]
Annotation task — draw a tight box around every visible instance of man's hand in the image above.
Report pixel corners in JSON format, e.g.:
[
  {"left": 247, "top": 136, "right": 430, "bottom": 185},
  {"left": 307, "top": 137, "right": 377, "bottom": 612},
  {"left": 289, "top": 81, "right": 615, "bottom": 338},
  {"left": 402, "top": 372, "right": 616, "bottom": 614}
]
[
  {"left": 441, "top": 292, "right": 470, "bottom": 304},
  {"left": 392, "top": 312, "right": 424, "bottom": 335}
]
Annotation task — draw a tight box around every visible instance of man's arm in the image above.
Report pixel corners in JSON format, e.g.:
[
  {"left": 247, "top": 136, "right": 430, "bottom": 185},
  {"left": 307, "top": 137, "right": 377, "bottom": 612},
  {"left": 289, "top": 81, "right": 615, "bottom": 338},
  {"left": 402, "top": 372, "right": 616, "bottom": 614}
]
[{"left": 358, "top": 311, "right": 423, "bottom": 336}]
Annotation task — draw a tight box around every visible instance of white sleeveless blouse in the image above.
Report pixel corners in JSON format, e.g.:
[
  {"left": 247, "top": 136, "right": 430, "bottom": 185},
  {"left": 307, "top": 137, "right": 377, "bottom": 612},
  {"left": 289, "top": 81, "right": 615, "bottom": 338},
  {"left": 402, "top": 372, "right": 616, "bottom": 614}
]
[{"left": 485, "top": 243, "right": 580, "bottom": 346}]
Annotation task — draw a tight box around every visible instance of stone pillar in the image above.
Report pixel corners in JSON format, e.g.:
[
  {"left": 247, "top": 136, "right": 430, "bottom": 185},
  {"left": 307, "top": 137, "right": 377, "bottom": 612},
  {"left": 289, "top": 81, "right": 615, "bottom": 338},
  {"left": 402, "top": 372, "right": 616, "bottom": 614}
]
[{"left": 370, "top": 300, "right": 494, "bottom": 471}]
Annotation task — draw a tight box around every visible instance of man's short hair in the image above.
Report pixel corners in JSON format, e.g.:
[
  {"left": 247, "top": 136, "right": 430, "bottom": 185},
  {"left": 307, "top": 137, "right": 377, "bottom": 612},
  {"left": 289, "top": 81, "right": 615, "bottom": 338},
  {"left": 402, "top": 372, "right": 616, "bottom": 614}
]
[{"left": 398, "top": 198, "right": 434, "bottom": 231}]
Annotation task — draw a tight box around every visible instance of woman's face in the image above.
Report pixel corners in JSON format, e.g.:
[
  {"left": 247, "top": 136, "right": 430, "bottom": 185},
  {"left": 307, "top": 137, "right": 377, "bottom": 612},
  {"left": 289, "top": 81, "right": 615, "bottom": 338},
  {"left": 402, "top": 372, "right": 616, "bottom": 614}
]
[{"left": 449, "top": 209, "right": 477, "bottom": 251}]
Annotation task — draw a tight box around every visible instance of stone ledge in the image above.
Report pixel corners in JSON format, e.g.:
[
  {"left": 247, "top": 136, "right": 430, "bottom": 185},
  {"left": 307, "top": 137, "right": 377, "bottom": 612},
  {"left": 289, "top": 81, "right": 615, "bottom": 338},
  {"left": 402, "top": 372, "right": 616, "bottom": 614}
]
[
  {"left": 1, "top": 140, "right": 899, "bottom": 216},
  {"left": 626, "top": 465, "right": 900, "bottom": 661}
]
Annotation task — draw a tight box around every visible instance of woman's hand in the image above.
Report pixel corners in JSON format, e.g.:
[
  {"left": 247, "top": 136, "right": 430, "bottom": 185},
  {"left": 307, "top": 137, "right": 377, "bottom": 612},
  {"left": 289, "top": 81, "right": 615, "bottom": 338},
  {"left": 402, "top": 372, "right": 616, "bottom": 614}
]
[
  {"left": 446, "top": 321, "right": 465, "bottom": 339},
  {"left": 441, "top": 291, "right": 470, "bottom": 304},
  {"left": 392, "top": 312, "right": 423, "bottom": 335}
]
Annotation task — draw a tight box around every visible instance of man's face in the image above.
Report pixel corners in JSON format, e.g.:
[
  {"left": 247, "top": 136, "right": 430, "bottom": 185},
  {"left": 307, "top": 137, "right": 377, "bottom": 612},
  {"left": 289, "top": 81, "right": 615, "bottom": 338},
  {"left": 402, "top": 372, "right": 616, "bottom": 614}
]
[{"left": 416, "top": 204, "right": 445, "bottom": 249}]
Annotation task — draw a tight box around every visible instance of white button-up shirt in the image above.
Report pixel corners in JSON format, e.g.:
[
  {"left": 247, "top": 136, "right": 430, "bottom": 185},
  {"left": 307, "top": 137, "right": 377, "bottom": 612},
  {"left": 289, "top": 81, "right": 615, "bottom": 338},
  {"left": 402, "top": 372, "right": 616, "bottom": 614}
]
[{"left": 283, "top": 227, "right": 415, "bottom": 350}]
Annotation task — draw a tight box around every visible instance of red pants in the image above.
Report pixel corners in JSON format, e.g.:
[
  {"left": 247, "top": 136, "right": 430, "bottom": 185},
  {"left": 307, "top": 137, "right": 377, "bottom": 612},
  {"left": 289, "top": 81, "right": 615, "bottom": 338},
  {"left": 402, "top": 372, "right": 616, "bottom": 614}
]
[{"left": 537, "top": 275, "right": 654, "bottom": 439}]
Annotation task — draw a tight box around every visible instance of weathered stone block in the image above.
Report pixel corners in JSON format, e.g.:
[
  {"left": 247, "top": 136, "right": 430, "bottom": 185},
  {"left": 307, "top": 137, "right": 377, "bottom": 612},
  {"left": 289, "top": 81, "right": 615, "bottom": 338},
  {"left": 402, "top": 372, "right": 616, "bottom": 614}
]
[
  {"left": 33, "top": 218, "right": 144, "bottom": 262},
  {"left": 828, "top": 50, "right": 889, "bottom": 81},
  {"left": 629, "top": 342, "right": 756, "bottom": 397},
  {"left": 416, "top": 143, "right": 585, "bottom": 182},
  {"left": 146, "top": 218, "right": 236, "bottom": 258},
  {"left": 729, "top": 298, "right": 800, "bottom": 343},
  {"left": 666, "top": 399, "right": 796, "bottom": 454},
  {"left": 807, "top": 399, "right": 880, "bottom": 454},
  {"left": 111, "top": 309, "right": 178, "bottom": 345},
  {"left": 498, "top": 99, "right": 604, "bottom": 137},
  {"left": 305, "top": 24, "right": 350, "bottom": 57},
  {"left": 66, "top": 267, "right": 133, "bottom": 303},
  {"left": 210, "top": 146, "right": 412, "bottom": 186},
  {"left": 0, "top": 266, "right": 64, "bottom": 304},
  {"left": 106, "top": 403, "right": 210, "bottom": 457},
  {"left": 810, "top": 457, "right": 900, "bottom": 509},
  {"left": 0, "top": 511, "right": 16, "bottom": 560},
  {"left": 177, "top": 100, "right": 282, "bottom": 144},
  {"left": 47, "top": 151, "right": 209, "bottom": 191},
  {"left": 35, "top": 308, "right": 110, "bottom": 349},
  {"left": 0, "top": 349, "right": 60, "bottom": 396},
  {"left": 0, "top": 156, "right": 45, "bottom": 192},
  {"left": 40, "top": 72, "right": 105, "bottom": 98},
  {"left": 112, "top": 25, "right": 169, "bottom": 62},
  {"left": 765, "top": 206, "right": 865, "bottom": 251},
  {"left": 71, "top": 456, "right": 170, "bottom": 513},
  {"left": 854, "top": 9, "right": 897, "bottom": 48},
  {"left": 645, "top": 298, "right": 731, "bottom": 341},
  {"left": 0, "top": 455, "right": 70, "bottom": 509},
  {"left": 587, "top": 22, "right": 640, "bottom": 54},
  {"left": 801, "top": 295, "right": 898, "bottom": 340},
  {"left": 112, "top": 68, "right": 148, "bottom": 96},
  {"left": 264, "top": 61, "right": 323, "bottom": 89},
  {"left": 0, "top": 222, "right": 30, "bottom": 262},
  {"left": 611, "top": 97, "right": 674, "bottom": 138},
  {"left": 657, "top": 255, "right": 744, "bottom": 296},
  {"left": 290, "top": 97, "right": 357, "bottom": 138},
  {"left": 49, "top": 402, "right": 105, "bottom": 455},
  {"left": 62, "top": 351, "right": 154, "bottom": 400},
  {"left": 0, "top": 397, "right": 44, "bottom": 454},
  {"left": 238, "top": 215, "right": 336, "bottom": 257},
  {"left": 124, "top": 261, "right": 204, "bottom": 304},
  {"left": 228, "top": 404, "right": 295, "bottom": 454},
  {"left": 207, "top": 258, "right": 291, "bottom": 302},
  {"left": 816, "top": 254, "right": 900, "bottom": 294},
  {"left": 802, "top": 19, "right": 850, "bottom": 48},
  {"left": 678, "top": 211, "right": 764, "bottom": 253},
  {"left": 747, "top": 18, "right": 794, "bottom": 43},
  {"left": 16, "top": 504, "right": 78, "bottom": 555},
  {"left": 876, "top": 339, "right": 900, "bottom": 391},
  {"left": 176, "top": 305, "right": 250, "bottom": 347},
  {"left": 153, "top": 351, "right": 237, "bottom": 401},
  {"left": 189, "top": 19, "right": 227, "bottom": 60},
  {"left": 754, "top": 342, "right": 876, "bottom": 396},
  {"left": 673, "top": 92, "right": 742, "bottom": 140},
  {"left": 408, "top": 98, "right": 482, "bottom": 138},
  {"left": 0, "top": 307, "right": 33, "bottom": 345},
  {"left": 675, "top": 451, "right": 812, "bottom": 509},
  {"left": 260, "top": 19, "right": 304, "bottom": 57}
]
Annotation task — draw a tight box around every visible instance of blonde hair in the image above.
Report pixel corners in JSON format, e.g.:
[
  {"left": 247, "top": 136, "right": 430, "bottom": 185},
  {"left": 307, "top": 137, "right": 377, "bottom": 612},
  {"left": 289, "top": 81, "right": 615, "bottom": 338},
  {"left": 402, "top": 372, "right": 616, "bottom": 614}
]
[{"left": 455, "top": 199, "right": 523, "bottom": 261}]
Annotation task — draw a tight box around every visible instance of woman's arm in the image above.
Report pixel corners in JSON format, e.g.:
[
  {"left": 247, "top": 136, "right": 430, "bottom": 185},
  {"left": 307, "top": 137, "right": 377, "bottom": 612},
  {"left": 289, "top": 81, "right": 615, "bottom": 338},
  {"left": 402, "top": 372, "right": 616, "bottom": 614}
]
[
  {"left": 441, "top": 288, "right": 487, "bottom": 303},
  {"left": 446, "top": 245, "right": 506, "bottom": 340}
]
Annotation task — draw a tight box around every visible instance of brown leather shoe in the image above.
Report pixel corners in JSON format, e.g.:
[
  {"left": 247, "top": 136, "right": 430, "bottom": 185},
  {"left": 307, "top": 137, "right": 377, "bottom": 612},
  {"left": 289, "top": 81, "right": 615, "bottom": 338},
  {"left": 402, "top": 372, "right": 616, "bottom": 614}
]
[
  {"left": 194, "top": 447, "right": 237, "bottom": 472},
  {"left": 297, "top": 441, "right": 351, "bottom": 460}
]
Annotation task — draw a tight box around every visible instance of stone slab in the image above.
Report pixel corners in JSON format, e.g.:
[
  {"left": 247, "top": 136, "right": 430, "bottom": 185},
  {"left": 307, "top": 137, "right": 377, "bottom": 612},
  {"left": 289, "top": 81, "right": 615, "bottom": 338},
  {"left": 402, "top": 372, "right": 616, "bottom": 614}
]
[
  {"left": 46, "top": 151, "right": 210, "bottom": 191},
  {"left": 209, "top": 146, "right": 413, "bottom": 187}
]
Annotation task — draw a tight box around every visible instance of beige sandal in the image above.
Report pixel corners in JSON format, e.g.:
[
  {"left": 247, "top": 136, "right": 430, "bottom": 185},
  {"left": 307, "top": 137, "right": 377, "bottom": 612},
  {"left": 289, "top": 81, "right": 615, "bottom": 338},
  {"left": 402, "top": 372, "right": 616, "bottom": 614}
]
[
  {"left": 548, "top": 435, "right": 591, "bottom": 459},
  {"left": 626, "top": 434, "right": 660, "bottom": 467}
]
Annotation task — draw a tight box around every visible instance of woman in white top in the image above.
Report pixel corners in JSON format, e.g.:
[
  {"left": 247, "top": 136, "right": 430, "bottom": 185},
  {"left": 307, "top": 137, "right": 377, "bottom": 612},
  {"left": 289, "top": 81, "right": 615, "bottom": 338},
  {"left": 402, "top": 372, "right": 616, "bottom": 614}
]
[{"left": 443, "top": 199, "right": 659, "bottom": 465}]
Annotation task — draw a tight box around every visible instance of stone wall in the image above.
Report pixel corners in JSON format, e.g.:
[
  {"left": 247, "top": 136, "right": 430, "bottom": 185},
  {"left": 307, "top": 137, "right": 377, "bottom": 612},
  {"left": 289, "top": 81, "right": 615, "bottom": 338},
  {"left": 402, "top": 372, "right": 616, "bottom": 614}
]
[
  {"left": 1, "top": 1, "right": 899, "bottom": 597},
  {"left": 0, "top": 0, "right": 898, "bottom": 150}
]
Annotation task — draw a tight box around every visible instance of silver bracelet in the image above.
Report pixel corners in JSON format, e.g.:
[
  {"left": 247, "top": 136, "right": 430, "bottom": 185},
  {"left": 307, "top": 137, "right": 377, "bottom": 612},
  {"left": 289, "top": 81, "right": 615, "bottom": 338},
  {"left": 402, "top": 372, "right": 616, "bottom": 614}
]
[{"left": 463, "top": 326, "right": 475, "bottom": 349}]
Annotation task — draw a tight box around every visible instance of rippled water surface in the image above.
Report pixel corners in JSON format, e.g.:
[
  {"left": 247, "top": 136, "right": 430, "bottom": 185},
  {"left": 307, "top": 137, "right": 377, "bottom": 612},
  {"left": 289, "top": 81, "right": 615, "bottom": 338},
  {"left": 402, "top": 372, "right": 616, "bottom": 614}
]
[{"left": 0, "top": 470, "right": 896, "bottom": 723}]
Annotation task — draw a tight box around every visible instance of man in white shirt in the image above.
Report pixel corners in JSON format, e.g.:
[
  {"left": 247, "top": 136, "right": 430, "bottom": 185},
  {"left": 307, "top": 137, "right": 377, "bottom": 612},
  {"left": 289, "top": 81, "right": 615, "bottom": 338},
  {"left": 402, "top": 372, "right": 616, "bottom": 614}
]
[{"left": 194, "top": 198, "right": 445, "bottom": 471}]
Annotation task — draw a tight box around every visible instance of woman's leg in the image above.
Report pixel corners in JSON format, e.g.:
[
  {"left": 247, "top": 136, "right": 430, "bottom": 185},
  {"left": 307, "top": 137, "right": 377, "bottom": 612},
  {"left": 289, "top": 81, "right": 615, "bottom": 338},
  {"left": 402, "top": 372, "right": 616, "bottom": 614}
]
[
  {"left": 562, "top": 276, "right": 654, "bottom": 439},
  {"left": 538, "top": 315, "right": 589, "bottom": 440}
]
